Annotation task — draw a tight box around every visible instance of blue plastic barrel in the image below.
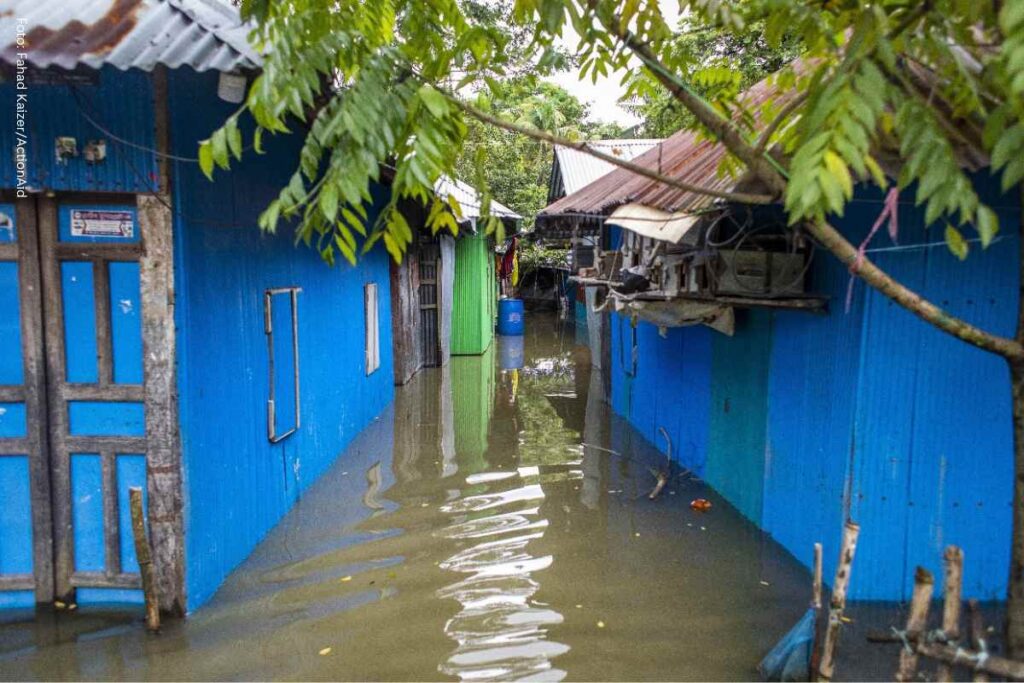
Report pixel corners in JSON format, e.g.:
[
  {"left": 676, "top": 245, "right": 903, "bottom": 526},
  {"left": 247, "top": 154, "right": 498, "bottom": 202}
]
[
  {"left": 498, "top": 335, "right": 525, "bottom": 370},
  {"left": 497, "top": 298, "right": 525, "bottom": 335}
]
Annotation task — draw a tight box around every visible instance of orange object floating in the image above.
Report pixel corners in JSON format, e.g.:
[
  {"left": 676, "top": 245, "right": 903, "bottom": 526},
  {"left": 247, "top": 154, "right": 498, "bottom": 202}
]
[{"left": 690, "top": 498, "right": 712, "bottom": 512}]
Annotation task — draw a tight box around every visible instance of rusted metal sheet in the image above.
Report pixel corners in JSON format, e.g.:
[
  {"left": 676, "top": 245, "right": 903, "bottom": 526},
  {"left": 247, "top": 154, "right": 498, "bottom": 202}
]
[
  {"left": 1, "top": 0, "right": 258, "bottom": 73},
  {"left": 536, "top": 75, "right": 799, "bottom": 225}
]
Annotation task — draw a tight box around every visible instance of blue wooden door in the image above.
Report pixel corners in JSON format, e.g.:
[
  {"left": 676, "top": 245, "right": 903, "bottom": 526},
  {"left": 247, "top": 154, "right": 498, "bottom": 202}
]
[
  {"left": 0, "top": 198, "right": 53, "bottom": 608},
  {"left": 39, "top": 197, "right": 149, "bottom": 604},
  {"left": 0, "top": 195, "right": 152, "bottom": 609}
]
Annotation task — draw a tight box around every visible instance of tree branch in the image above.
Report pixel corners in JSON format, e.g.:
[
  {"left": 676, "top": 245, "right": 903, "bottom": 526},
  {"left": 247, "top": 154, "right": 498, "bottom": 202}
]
[
  {"left": 753, "top": 90, "right": 808, "bottom": 156},
  {"left": 594, "top": 3, "right": 1024, "bottom": 362},
  {"left": 450, "top": 95, "right": 777, "bottom": 206}
]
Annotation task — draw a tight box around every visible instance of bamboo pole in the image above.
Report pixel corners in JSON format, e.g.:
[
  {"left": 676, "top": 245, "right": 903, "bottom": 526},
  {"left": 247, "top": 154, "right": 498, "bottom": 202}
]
[
  {"left": 896, "top": 567, "right": 934, "bottom": 682},
  {"left": 812, "top": 543, "right": 824, "bottom": 610},
  {"left": 937, "top": 546, "right": 964, "bottom": 682},
  {"left": 968, "top": 599, "right": 990, "bottom": 683},
  {"left": 916, "top": 641, "right": 1024, "bottom": 680},
  {"left": 129, "top": 487, "right": 160, "bottom": 632},
  {"left": 817, "top": 521, "right": 860, "bottom": 682}
]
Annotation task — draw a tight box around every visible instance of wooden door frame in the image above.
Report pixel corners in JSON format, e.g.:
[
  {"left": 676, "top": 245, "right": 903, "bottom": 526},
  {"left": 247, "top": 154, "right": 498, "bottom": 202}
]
[
  {"left": 0, "top": 193, "right": 55, "bottom": 603},
  {"left": 29, "top": 189, "right": 184, "bottom": 613}
]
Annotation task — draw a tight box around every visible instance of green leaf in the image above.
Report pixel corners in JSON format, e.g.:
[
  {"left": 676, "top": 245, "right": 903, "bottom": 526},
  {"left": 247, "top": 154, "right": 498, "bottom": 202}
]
[
  {"left": 975, "top": 205, "right": 999, "bottom": 248},
  {"left": 211, "top": 128, "right": 230, "bottom": 170},
  {"left": 944, "top": 224, "right": 969, "bottom": 261},
  {"left": 418, "top": 84, "right": 449, "bottom": 119},
  {"left": 226, "top": 117, "right": 243, "bottom": 161},
  {"left": 198, "top": 140, "right": 215, "bottom": 180},
  {"left": 320, "top": 183, "right": 339, "bottom": 222},
  {"left": 253, "top": 127, "right": 265, "bottom": 155}
]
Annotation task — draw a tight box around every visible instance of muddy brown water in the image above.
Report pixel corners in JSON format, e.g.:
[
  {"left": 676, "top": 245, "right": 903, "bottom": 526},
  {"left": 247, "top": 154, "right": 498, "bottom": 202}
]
[{"left": 1, "top": 313, "right": 910, "bottom": 681}]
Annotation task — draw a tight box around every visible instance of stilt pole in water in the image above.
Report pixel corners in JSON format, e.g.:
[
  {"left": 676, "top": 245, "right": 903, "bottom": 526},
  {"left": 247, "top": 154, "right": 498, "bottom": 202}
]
[
  {"left": 812, "top": 543, "right": 823, "bottom": 610},
  {"left": 937, "top": 546, "right": 964, "bottom": 683},
  {"left": 895, "top": 567, "right": 934, "bottom": 682},
  {"left": 129, "top": 487, "right": 161, "bottom": 632},
  {"left": 817, "top": 521, "right": 860, "bottom": 682},
  {"left": 968, "top": 599, "right": 990, "bottom": 683}
]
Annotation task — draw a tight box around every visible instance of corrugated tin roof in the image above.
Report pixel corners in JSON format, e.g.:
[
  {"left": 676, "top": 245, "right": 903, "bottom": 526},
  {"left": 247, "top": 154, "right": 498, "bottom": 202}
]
[
  {"left": 435, "top": 175, "right": 521, "bottom": 222},
  {"left": 538, "top": 76, "right": 797, "bottom": 222},
  {"left": 553, "top": 139, "right": 662, "bottom": 195},
  {"left": 1, "top": 0, "right": 259, "bottom": 72}
]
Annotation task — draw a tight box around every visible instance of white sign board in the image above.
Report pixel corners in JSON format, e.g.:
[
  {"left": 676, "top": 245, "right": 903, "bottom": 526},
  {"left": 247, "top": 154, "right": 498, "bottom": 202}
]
[{"left": 70, "top": 209, "right": 134, "bottom": 238}]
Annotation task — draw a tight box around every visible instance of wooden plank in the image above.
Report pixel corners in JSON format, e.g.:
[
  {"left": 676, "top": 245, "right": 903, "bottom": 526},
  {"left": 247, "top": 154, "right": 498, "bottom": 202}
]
[
  {"left": 55, "top": 244, "right": 143, "bottom": 260},
  {"left": 65, "top": 436, "right": 147, "bottom": 453},
  {"left": 93, "top": 259, "right": 113, "bottom": 386},
  {"left": 101, "top": 450, "right": 121, "bottom": 577},
  {"left": 0, "top": 574, "right": 35, "bottom": 591},
  {"left": 0, "top": 439, "right": 30, "bottom": 455},
  {"left": 17, "top": 197, "right": 55, "bottom": 604},
  {"left": 0, "top": 243, "right": 16, "bottom": 260},
  {"left": 69, "top": 572, "right": 141, "bottom": 589},
  {"left": 0, "top": 385, "right": 25, "bottom": 401},
  {"left": 137, "top": 64, "right": 185, "bottom": 616},
  {"left": 62, "top": 384, "right": 144, "bottom": 401}
]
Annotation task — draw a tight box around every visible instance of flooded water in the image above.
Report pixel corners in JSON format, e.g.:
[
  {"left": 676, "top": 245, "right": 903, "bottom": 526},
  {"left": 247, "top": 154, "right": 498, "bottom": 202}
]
[{"left": 1, "top": 313, "right": 824, "bottom": 681}]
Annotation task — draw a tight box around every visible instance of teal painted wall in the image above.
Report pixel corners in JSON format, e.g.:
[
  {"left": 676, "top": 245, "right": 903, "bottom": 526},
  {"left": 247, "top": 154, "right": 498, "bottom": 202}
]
[{"left": 705, "top": 310, "right": 773, "bottom": 525}]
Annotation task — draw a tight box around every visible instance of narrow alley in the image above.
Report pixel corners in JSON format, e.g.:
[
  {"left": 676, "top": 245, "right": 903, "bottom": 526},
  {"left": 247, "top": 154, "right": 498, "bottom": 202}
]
[{"left": 0, "top": 314, "right": 818, "bottom": 681}]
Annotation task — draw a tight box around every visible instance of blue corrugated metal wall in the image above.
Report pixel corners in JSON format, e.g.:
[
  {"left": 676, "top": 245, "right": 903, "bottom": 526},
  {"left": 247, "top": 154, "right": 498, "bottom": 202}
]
[
  {"left": 0, "top": 68, "right": 158, "bottom": 193},
  {"left": 608, "top": 182, "right": 1022, "bottom": 601},
  {"left": 609, "top": 313, "right": 712, "bottom": 476},
  {"left": 167, "top": 69, "right": 395, "bottom": 611}
]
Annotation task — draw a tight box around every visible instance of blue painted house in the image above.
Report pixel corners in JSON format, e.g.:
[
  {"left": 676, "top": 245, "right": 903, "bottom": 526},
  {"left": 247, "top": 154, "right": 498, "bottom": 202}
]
[
  {"left": 538, "top": 79, "right": 1022, "bottom": 602},
  {"left": 0, "top": 0, "right": 396, "bottom": 613}
]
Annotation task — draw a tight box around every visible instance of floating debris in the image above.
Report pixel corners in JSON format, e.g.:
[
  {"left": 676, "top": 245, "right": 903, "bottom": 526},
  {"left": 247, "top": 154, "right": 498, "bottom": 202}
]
[
  {"left": 597, "top": 620, "right": 606, "bottom": 628},
  {"left": 690, "top": 498, "right": 712, "bottom": 512},
  {"left": 339, "top": 576, "right": 352, "bottom": 583},
  {"left": 759, "top": 581, "right": 770, "bottom": 586},
  {"left": 319, "top": 647, "right": 332, "bottom": 656}
]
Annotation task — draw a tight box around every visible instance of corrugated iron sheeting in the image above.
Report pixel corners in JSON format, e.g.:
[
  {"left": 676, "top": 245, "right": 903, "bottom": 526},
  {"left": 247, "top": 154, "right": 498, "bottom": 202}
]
[
  {"left": 553, "top": 139, "right": 662, "bottom": 196},
  {"left": 435, "top": 175, "right": 520, "bottom": 221},
  {"left": 1, "top": 0, "right": 258, "bottom": 73},
  {"left": 0, "top": 66, "right": 158, "bottom": 192},
  {"left": 539, "top": 77, "right": 798, "bottom": 221}
]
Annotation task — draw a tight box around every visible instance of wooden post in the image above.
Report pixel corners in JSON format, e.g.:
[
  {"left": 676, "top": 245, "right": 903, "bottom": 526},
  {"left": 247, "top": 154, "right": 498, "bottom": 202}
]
[
  {"left": 896, "top": 567, "right": 934, "bottom": 682},
  {"left": 968, "top": 599, "right": 989, "bottom": 683},
  {"left": 129, "top": 487, "right": 160, "bottom": 632},
  {"left": 817, "top": 521, "right": 860, "bottom": 682},
  {"left": 139, "top": 65, "right": 185, "bottom": 615},
  {"left": 937, "top": 546, "right": 964, "bottom": 682}
]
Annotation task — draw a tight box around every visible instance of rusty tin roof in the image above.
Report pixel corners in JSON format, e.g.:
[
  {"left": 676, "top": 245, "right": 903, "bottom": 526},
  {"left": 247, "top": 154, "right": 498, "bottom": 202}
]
[{"left": 1, "top": 0, "right": 259, "bottom": 72}]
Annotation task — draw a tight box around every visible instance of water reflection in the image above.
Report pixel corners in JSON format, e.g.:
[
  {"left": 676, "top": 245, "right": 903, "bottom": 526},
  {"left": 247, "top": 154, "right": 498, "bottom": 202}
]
[{"left": 0, "top": 313, "right": 818, "bottom": 682}]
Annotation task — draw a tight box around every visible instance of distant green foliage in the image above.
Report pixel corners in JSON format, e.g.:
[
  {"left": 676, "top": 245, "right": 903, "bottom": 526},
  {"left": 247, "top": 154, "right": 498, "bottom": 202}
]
[
  {"left": 625, "top": 23, "right": 803, "bottom": 138},
  {"left": 454, "top": 77, "right": 627, "bottom": 231}
]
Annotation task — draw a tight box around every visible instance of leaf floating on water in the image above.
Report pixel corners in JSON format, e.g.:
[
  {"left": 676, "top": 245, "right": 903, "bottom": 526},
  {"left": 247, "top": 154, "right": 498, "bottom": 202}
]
[
  {"left": 597, "top": 620, "right": 606, "bottom": 628},
  {"left": 54, "top": 601, "right": 66, "bottom": 609},
  {"left": 759, "top": 581, "right": 770, "bottom": 586},
  {"left": 339, "top": 576, "right": 352, "bottom": 583},
  {"left": 575, "top": 604, "right": 583, "bottom": 609},
  {"left": 840, "top": 616, "right": 853, "bottom": 624},
  {"left": 690, "top": 498, "right": 712, "bottom": 512},
  {"left": 319, "top": 647, "right": 332, "bottom": 656},
  {"left": 634, "top": 532, "right": 641, "bottom": 537}
]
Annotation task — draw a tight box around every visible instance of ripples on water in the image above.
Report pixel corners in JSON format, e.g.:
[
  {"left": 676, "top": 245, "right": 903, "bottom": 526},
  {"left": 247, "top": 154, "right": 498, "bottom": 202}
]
[{"left": 0, "top": 313, "right": 823, "bottom": 681}]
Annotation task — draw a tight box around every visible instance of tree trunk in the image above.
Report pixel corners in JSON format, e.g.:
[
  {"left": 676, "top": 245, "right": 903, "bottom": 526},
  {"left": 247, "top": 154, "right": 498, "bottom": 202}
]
[{"left": 1008, "top": 361, "right": 1024, "bottom": 657}]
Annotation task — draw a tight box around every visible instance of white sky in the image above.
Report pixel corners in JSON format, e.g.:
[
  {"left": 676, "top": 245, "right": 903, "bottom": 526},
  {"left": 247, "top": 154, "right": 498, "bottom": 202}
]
[{"left": 544, "top": 2, "right": 681, "bottom": 128}]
